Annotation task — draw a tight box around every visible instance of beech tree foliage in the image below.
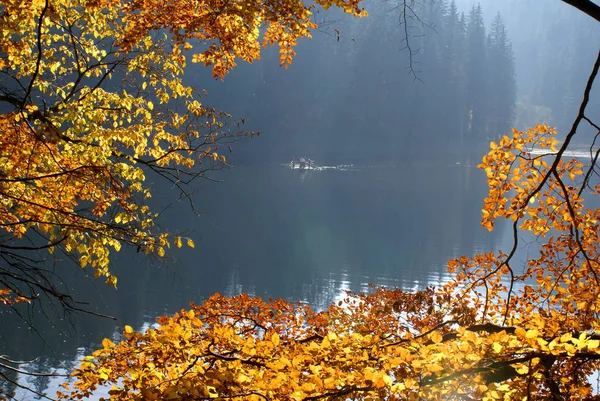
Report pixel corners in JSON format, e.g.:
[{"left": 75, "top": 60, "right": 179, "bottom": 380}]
[
  {"left": 61, "top": 51, "right": 600, "bottom": 400},
  {"left": 0, "top": 0, "right": 366, "bottom": 309}
]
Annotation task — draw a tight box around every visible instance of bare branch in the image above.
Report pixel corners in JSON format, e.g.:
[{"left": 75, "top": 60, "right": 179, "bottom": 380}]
[{"left": 561, "top": 0, "right": 600, "bottom": 23}]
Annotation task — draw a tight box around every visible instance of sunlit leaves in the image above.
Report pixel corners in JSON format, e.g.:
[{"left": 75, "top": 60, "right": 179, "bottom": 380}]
[
  {"left": 474, "top": 124, "right": 600, "bottom": 319},
  {"left": 441, "top": 122, "right": 600, "bottom": 398},
  {"left": 60, "top": 289, "right": 600, "bottom": 401},
  {"left": 0, "top": 288, "right": 32, "bottom": 306},
  {"left": 118, "top": 0, "right": 367, "bottom": 77}
]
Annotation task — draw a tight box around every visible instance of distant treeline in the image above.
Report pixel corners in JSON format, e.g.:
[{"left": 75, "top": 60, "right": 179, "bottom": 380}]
[
  {"left": 198, "top": 0, "right": 517, "bottom": 163},
  {"left": 489, "top": 0, "right": 600, "bottom": 140}
]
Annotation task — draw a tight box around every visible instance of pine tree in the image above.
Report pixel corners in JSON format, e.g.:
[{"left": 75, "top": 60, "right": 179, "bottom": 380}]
[
  {"left": 465, "top": 4, "right": 487, "bottom": 139},
  {"left": 442, "top": 0, "right": 467, "bottom": 140},
  {"left": 486, "top": 12, "right": 517, "bottom": 139}
]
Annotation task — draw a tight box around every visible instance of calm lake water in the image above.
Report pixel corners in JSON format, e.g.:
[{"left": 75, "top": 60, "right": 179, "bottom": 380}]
[{"left": 1, "top": 150, "right": 518, "bottom": 398}]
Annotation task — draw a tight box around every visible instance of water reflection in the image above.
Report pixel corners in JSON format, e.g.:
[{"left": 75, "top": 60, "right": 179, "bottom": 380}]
[{"left": 1, "top": 154, "right": 507, "bottom": 398}]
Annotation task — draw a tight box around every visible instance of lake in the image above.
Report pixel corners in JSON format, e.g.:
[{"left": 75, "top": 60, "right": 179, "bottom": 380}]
[{"left": 0, "top": 149, "right": 516, "bottom": 398}]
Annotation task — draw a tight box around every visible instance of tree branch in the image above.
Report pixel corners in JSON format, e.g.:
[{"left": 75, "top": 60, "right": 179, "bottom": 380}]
[
  {"left": 561, "top": 0, "right": 600, "bottom": 23},
  {"left": 22, "top": 0, "right": 49, "bottom": 110}
]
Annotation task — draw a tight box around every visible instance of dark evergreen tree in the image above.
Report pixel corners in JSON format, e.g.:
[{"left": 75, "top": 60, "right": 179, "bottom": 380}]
[
  {"left": 411, "top": 0, "right": 449, "bottom": 139},
  {"left": 474, "top": 0, "right": 600, "bottom": 141},
  {"left": 442, "top": 0, "right": 467, "bottom": 140},
  {"left": 465, "top": 4, "right": 487, "bottom": 139},
  {"left": 485, "top": 12, "right": 517, "bottom": 139},
  {"left": 201, "top": 0, "right": 519, "bottom": 162}
]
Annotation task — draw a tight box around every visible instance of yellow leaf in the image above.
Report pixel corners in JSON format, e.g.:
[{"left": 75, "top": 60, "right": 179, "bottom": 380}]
[
  {"left": 428, "top": 363, "right": 444, "bottom": 373},
  {"left": 158, "top": 247, "right": 165, "bottom": 257},
  {"left": 187, "top": 239, "right": 195, "bottom": 248},
  {"left": 147, "top": 101, "right": 154, "bottom": 110},
  {"left": 271, "top": 332, "right": 280, "bottom": 347},
  {"left": 560, "top": 332, "right": 572, "bottom": 343},
  {"left": 492, "top": 342, "right": 503, "bottom": 353},
  {"left": 430, "top": 331, "right": 443, "bottom": 344},
  {"left": 525, "top": 329, "right": 538, "bottom": 339},
  {"left": 124, "top": 325, "right": 134, "bottom": 334},
  {"left": 515, "top": 365, "right": 529, "bottom": 375},
  {"left": 207, "top": 386, "right": 218, "bottom": 398},
  {"left": 175, "top": 236, "right": 182, "bottom": 248},
  {"left": 587, "top": 339, "right": 600, "bottom": 350}
]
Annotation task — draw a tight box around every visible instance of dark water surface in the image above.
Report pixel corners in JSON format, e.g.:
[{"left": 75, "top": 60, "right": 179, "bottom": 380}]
[{"left": 1, "top": 151, "right": 515, "bottom": 398}]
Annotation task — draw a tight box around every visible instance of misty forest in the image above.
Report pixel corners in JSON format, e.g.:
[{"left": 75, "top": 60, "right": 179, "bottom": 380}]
[
  {"left": 1, "top": 0, "right": 600, "bottom": 400},
  {"left": 210, "top": 0, "right": 599, "bottom": 162}
]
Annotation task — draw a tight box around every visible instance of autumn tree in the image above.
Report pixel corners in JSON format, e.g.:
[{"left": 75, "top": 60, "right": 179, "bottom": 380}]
[
  {"left": 0, "top": 0, "right": 366, "bottom": 392},
  {"left": 0, "top": 0, "right": 366, "bottom": 308}
]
